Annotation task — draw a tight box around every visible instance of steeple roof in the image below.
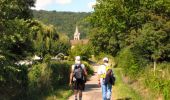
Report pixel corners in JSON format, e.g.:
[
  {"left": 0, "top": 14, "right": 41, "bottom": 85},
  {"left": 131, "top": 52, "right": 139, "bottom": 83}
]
[{"left": 74, "top": 26, "right": 79, "bottom": 35}]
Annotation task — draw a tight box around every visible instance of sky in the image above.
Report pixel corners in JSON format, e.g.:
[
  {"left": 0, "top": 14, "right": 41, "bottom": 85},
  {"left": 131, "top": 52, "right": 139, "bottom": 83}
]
[{"left": 33, "top": 0, "right": 96, "bottom": 12}]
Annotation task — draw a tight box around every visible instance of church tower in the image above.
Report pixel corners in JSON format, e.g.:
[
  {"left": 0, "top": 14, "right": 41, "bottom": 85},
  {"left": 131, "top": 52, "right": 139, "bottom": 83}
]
[{"left": 74, "top": 26, "right": 80, "bottom": 40}]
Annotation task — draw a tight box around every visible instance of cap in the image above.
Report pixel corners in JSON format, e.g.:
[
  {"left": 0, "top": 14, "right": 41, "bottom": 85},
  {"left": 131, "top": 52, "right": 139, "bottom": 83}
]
[
  {"left": 75, "top": 56, "right": 81, "bottom": 64},
  {"left": 103, "top": 57, "right": 109, "bottom": 62},
  {"left": 75, "top": 56, "right": 80, "bottom": 61}
]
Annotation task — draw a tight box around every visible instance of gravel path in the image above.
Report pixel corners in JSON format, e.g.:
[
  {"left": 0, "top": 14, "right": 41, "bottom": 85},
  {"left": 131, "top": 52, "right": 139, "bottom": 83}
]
[{"left": 68, "top": 65, "right": 102, "bottom": 100}]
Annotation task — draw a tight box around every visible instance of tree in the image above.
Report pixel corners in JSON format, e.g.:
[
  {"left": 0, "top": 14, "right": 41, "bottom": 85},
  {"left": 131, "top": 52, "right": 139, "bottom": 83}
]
[
  {"left": 133, "top": 21, "right": 170, "bottom": 73},
  {"left": 69, "top": 44, "right": 93, "bottom": 61},
  {"left": 89, "top": 0, "right": 140, "bottom": 55},
  {"left": 0, "top": 0, "right": 35, "bottom": 20},
  {"left": 27, "top": 20, "right": 59, "bottom": 58},
  {"left": 89, "top": 0, "right": 170, "bottom": 56},
  {"left": 0, "top": 0, "right": 36, "bottom": 97}
]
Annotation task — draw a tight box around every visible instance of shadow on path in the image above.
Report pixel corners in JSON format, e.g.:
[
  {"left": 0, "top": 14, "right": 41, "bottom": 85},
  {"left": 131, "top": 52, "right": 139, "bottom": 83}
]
[{"left": 84, "top": 84, "right": 99, "bottom": 92}]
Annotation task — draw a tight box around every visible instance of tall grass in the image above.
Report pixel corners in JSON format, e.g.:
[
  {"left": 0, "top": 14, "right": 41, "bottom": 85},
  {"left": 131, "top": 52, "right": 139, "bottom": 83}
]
[
  {"left": 116, "top": 47, "right": 170, "bottom": 100},
  {"left": 112, "top": 68, "right": 142, "bottom": 100},
  {"left": 143, "top": 63, "right": 170, "bottom": 100}
]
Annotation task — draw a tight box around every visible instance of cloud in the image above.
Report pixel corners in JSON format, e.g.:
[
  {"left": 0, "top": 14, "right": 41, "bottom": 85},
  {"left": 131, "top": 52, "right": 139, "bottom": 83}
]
[
  {"left": 34, "top": 0, "right": 53, "bottom": 10},
  {"left": 56, "top": 0, "right": 72, "bottom": 5},
  {"left": 88, "top": 1, "right": 96, "bottom": 9}
]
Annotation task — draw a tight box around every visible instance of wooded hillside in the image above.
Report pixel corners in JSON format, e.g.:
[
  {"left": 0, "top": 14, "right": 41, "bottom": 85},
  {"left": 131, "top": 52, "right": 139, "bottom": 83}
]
[{"left": 33, "top": 10, "right": 91, "bottom": 39}]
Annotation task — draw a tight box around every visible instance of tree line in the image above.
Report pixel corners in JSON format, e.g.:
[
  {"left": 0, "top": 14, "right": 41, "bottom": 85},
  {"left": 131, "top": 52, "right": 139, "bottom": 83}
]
[
  {"left": 33, "top": 10, "right": 91, "bottom": 39},
  {"left": 0, "top": 0, "right": 71, "bottom": 99},
  {"left": 88, "top": 0, "right": 170, "bottom": 99}
]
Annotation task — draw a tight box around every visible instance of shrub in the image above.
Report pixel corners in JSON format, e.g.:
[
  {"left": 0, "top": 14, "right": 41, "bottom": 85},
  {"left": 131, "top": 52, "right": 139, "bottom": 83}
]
[
  {"left": 116, "top": 47, "right": 142, "bottom": 78},
  {"left": 27, "top": 61, "right": 72, "bottom": 99},
  {"left": 69, "top": 44, "right": 93, "bottom": 61},
  {"left": 82, "top": 61, "right": 94, "bottom": 76},
  {"left": 94, "top": 52, "right": 115, "bottom": 67},
  {"left": 50, "top": 61, "right": 72, "bottom": 89},
  {"left": 28, "top": 63, "right": 52, "bottom": 97}
]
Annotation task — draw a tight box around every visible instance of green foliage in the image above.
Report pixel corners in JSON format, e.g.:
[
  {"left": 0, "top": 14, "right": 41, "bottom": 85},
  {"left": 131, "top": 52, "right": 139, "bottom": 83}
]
[
  {"left": 50, "top": 61, "right": 72, "bottom": 87},
  {"left": 94, "top": 52, "right": 115, "bottom": 63},
  {"left": 27, "top": 61, "right": 72, "bottom": 99},
  {"left": 89, "top": 0, "right": 170, "bottom": 57},
  {"left": 0, "top": 0, "right": 36, "bottom": 99},
  {"left": 0, "top": 0, "right": 35, "bottom": 19},
  {"left": 0, "top": 1, "right": 72, "bottom": 99},
  {"left": 82, "top": 61, "right": 94, "bottom": 76},
  {"left": 28, "top": 63, "right": 52, "bottom": 93},
  {"left": 27, "top": 20, "right": 60, "bottom": 57},
  {"left": 28, "top": 20, "right": 70, "bottom": 58},
  {"left": 0, "top": 19, "right": 35, "bottom": 61},
  {"left": 0, "top": 64, "right": 28, "bottom": 99},
  {"left": 33, "top": 10, "right": 91, "bottom": 39},
  {"left": 90, "top": 0, "right": 170, "bottom": 98},
  {"left": 89, "top": 28, "right": 119, "bottom": 56},
  {"left": 50, "top": 40, "right": 70, "bottom": 56},
  {"left": 133, "top": 22, "right": 170, "bottom": 62},
  {"left": 116, "top": 47, "right": 141, "bottom": 77},
  {"left": 112, "top": 68, "right": 142, "bottom": 100},
  {"left": 43, "top": 54, "right": 52, "bottom": 63},
  {"left": 143, "top": 63, "right": 170, "bottom": 100},
  {"left": 69, "top": 44, "right": 93, "bottom": 61},
  {"left": 46, "top": 85, "right": 72, "bottom": 100}
]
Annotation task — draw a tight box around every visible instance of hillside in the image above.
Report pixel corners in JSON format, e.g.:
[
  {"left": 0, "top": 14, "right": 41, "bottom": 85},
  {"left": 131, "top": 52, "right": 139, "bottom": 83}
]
[{"left": 33, "top": 10, "right": 91, "bottom": 39}]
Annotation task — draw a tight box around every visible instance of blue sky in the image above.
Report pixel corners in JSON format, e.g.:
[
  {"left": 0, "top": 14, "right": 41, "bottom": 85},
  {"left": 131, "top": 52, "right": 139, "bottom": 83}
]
[{"left": 33, "top": 0, "right": 96, "bottom": 12}]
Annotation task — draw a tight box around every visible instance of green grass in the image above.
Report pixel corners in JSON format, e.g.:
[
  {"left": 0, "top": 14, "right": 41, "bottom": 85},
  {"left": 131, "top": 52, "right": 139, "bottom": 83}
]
[
  {"left": 46, "top": 85, "right": 73, "bottom": 100},
  {"left": 112, "top": 68, "right": 142, "bottom": 100}
]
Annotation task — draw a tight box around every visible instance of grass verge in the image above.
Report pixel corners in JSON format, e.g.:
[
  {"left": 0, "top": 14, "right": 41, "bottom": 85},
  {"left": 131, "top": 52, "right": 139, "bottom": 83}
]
[
  {"left": 46, "top": 85, "right": 73, "bottom": 100},
  {"left": 112, "top": 68, "right": 142, "bottom": 100}
]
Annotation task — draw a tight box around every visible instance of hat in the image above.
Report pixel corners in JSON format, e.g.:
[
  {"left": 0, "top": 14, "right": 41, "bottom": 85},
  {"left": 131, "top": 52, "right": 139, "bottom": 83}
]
[
  {"left": 75, "top": 56, "right": 81, "bottom": 64},
  {"left": 103, "top": 57, "right": 109, "bottom": 62}
]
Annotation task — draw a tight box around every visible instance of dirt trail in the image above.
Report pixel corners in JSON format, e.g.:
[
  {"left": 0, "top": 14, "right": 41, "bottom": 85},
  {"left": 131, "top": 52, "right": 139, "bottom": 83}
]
[{"left": 68, "top": 65, "right": 103, "bottom": 100}]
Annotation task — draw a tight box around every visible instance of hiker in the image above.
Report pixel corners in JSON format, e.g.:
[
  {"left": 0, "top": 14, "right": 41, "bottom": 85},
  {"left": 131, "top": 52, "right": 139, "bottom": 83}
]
[
  {"left": 69, "top": 56, "right": 87, "bottom": 100},
  {"left": 98, "top": 57, "right": 115, "bottom": 100}
]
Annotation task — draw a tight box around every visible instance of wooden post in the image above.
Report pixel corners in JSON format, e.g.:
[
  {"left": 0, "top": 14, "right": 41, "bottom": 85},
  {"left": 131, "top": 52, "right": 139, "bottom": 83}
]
[{"left": 154, "top": 60, "right": 156, "bottom": 76}]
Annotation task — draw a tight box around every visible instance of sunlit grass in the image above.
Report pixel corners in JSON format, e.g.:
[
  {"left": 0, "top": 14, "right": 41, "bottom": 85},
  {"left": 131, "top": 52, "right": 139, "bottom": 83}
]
[
  {"left": 46, "top": 85, "right": 73, "bottom": 100},
  {"left": 112, "top": 68, "right": 142, "bottom": 100}
]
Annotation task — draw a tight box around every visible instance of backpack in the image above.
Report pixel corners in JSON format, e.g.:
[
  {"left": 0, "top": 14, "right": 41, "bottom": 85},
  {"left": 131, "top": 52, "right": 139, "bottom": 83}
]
[
  {"left": 73, "top": 64, "right": 84, "bottom": 83},
  {"left": 104, "top": 66, "right": 116, "bottom": 85}
]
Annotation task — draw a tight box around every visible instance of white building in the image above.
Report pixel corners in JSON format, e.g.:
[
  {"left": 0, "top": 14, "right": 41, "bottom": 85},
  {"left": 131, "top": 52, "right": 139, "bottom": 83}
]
[{"left": 74, "top": 26, "right": 80, "bottom": 40}]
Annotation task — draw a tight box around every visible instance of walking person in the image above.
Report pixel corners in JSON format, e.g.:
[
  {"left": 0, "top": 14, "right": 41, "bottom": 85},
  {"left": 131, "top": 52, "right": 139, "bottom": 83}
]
[
  {"left": 69, "top": 56, "right": 87, "bottom": 100},
  {"left": 97, "top": 57, "right": 115, "bottom": 100}
]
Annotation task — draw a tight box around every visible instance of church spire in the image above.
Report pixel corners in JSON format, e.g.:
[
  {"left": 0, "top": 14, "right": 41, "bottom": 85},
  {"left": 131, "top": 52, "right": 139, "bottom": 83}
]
[
  {"left": 75, "top": 26, "right": 79, "bottom": 34},
  {"left": 74, "top": 26, "right": 80, "bottom": 40}
]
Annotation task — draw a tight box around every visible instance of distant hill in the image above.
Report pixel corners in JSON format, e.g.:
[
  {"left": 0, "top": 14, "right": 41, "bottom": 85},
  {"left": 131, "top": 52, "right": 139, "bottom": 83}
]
[{"left": 33, "top": 10, "right": 91, "bottom": 39}]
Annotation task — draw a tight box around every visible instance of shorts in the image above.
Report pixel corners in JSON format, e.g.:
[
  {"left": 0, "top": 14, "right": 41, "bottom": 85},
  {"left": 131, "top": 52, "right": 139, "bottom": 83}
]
[{"left": 73, "top": 81, "right": 85, "bottom": 91}]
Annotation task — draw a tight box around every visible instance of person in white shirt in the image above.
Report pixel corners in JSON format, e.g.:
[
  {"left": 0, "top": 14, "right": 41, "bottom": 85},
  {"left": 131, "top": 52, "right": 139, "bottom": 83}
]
[
  {"left": 98, "top": 57, "right": 112, "bottom": 100},
  {"left": 69, "top": 56, "right": 87, "bottom": 100}
]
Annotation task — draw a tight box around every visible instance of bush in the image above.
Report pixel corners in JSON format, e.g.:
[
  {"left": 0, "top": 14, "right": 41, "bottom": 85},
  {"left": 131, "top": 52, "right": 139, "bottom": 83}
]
[
  {"left": 69, "top": 44, "right": 93, "bottom": 61},
  {"left": 50, "top": 61, "right": 72, "bottom": 88},
  {"left": 82, "top": 61, "right": 94, "bottom": 76},
  {"left": 94, "top": 52, "right": 115, "bottom": 66},
  {"left": 28, "top": 63, "right": 52, "bottom": 99},
  {"left": 116, "top": 47, "right": 142, "bottom": 78},
  {"left": 27, "top": 61, "right": 72, "bottom": 99},
  {"left": 0, "top": 62, "right": 28, "bottom": 100}
]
